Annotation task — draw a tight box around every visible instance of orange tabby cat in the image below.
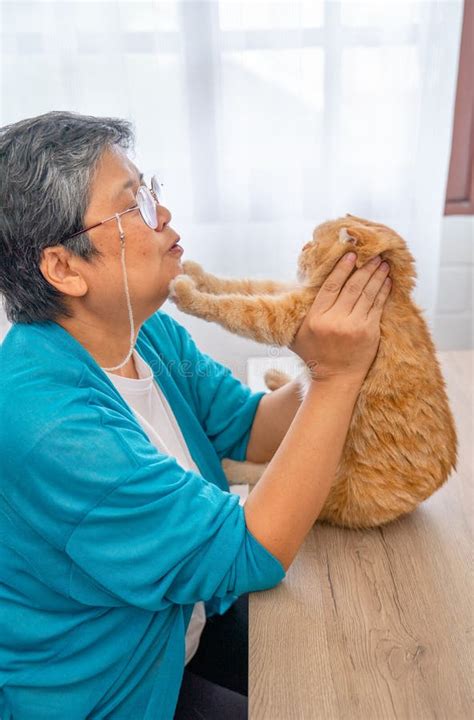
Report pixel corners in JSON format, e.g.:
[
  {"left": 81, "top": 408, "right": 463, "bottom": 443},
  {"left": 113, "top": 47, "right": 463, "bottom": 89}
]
[{"left": 169, "top": 214, "right": 458, "bottom": 529}]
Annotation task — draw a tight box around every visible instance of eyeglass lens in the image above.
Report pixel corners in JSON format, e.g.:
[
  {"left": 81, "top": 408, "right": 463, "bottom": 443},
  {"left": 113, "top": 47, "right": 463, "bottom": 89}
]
[
  {"left": 136, "top": 186, "right": 157, "bottom": 228},
  {"left": 136, "top": 177, "right": 164, "bottom": 229}
]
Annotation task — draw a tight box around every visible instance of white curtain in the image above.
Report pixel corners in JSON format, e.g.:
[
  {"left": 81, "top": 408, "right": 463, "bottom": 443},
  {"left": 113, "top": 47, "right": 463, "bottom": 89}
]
[{"left": 0, "top": 0, "right": 464, "bottom": 378}]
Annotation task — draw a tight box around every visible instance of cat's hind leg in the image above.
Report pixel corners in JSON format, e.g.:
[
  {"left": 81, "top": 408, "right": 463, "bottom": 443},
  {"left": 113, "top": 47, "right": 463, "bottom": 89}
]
[{"left": 264, "top": 368, "right": 292, "bottom": 390}]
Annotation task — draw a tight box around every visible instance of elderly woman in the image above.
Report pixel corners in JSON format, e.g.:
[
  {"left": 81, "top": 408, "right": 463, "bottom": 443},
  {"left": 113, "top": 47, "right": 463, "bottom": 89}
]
[{"left": 0, "top": 112, "right": 391, "bottom": 719}]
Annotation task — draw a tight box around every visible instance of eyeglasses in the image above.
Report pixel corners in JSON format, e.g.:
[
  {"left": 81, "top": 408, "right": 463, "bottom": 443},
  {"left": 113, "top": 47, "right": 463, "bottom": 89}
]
[{"left": 62, "top": 175, "right": 164, "bottom": 243}]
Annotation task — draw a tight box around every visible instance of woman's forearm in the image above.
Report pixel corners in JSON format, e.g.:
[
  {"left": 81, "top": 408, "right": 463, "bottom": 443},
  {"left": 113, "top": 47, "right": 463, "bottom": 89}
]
[
  {"left": 244, "top": 375, "right": 362, "bottom": 571},
  {"left": 246, "top": 378, "right": 303, "bottom": 463}
]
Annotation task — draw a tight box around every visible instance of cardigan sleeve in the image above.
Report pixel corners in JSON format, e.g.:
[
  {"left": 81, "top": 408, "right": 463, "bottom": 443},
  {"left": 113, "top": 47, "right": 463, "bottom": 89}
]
[
  {"left": 157, "top": 312, "right": 267, "bottom": 462},
  {"left": 66, "top": 451, "right": 285, "bottom": 612}
]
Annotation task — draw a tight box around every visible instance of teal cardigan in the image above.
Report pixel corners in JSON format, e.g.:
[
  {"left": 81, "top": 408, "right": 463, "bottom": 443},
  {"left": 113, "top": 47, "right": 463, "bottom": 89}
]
[{"left": 0, "top": 311, "right": 285, "bottom": 719}]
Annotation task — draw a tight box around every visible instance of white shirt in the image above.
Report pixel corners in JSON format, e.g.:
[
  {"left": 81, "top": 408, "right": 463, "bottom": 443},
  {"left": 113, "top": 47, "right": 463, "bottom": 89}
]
[{"left": 104, "top": 349, "right": 206, "bottom": 665}]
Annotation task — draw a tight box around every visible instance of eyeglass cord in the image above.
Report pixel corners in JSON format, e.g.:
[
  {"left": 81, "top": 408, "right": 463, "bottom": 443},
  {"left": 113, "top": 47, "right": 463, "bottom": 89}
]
[{"left": 100, "top": 214, "right": 137, "bottom": 372}]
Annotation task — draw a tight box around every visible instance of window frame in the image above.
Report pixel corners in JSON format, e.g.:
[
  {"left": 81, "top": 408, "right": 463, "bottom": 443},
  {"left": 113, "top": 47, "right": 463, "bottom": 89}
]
[{"left": 445, "top": 0, "right": 473, "bottom": 216}]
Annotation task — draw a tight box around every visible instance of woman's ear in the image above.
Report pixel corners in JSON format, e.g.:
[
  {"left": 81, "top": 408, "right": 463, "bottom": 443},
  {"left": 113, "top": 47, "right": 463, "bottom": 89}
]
[{"left": 338, "top": 226, "right": 387, "bottom": 267}]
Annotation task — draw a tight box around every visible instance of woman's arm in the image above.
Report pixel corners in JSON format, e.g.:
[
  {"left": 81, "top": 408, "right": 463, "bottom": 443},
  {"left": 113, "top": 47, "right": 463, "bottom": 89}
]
[
  {"left": 244, "top": 376, "right": 361, "bottom": 570},
  {"left": 246, "top": 378, "right": 303, "bottom": 463}
]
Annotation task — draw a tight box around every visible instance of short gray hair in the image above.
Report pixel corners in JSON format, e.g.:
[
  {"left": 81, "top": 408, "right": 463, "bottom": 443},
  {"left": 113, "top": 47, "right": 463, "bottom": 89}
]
[{"left": 0, "top": 110, "right": 134, "bottom": 323}]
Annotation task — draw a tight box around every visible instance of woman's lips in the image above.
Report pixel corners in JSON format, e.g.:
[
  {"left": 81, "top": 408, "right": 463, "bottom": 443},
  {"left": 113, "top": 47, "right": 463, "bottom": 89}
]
[
  {"left": 167, "top": 234, "right": 182, "bottom": 254},
  {"left": 168, "top": 243, "right": 183, "bottom": 255}
]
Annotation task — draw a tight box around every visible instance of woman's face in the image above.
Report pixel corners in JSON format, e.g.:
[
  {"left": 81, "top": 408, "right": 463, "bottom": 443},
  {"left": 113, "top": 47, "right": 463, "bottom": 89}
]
[{"left": 77, "top": 146, "right": 184, "bottom": 325}]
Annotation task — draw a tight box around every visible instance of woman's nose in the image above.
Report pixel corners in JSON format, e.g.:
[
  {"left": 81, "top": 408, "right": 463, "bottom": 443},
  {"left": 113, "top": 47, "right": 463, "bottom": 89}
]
[{"left": 156, "top": 204, "right": 172, "bottom": 232}]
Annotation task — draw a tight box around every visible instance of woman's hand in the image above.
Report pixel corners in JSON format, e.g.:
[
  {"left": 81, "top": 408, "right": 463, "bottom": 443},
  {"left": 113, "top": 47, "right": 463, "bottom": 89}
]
[{"left": 289, "top": 252, "right": 392, "bottom": 383}]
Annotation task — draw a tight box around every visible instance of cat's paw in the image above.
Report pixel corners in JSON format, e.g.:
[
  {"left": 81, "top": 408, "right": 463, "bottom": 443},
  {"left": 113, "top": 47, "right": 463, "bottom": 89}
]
[
  {"left": 182, "top": 260, "right": 207, "bottom": 290},
  {"left": 168, "top": 274, "right": 197, "bottom": 307},
  {"left": 182, "top": 259, "right": 204, "bottom": 278}
]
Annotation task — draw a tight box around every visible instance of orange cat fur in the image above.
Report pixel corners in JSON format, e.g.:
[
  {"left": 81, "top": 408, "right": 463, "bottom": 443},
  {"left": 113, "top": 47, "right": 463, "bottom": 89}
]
[{"left": 169, "top": 214, "right": 458, "bottom": 529}]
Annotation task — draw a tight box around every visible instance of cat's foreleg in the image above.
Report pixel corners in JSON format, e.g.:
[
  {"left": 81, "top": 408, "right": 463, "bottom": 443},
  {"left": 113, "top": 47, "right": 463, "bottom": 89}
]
[
  {"left": 182, "top": 260, "right": 295, "bottom": 296},
  {"left": 169, "top": 275, "right": 315, "bottom": 346}
]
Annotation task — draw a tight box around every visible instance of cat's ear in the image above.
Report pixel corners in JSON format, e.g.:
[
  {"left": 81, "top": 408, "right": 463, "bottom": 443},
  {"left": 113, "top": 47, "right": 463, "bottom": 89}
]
[
  {"left": 338, "top": 226, "right": 387, "bottom": 267},
  {"left": 339, "top": 227, "right": 357, "bottom": 245}
]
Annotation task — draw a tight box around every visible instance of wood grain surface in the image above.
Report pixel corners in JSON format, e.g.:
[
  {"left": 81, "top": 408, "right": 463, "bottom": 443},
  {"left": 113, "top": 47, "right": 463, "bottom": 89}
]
[{"left": 249, "top": 350, "right": 473, "bottom": 720}]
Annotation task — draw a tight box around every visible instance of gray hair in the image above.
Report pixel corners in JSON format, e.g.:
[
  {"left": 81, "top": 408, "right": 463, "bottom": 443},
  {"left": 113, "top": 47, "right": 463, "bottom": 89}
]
[{"left": 0, "top": 110, "right": 134, "bottom": 323}]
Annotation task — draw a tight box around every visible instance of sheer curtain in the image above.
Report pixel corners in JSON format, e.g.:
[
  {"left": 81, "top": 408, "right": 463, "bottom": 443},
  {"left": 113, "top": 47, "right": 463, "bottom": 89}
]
[{"left": 0, "top": 0, "right": 463, "bottom": 378}]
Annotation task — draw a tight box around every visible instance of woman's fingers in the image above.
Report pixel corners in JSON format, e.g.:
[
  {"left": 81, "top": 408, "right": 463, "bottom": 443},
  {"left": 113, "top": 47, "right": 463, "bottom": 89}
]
[
  {"left": 367, "top": 275, "right": 392, "bottom": 320},
  {"left": 294, "top": 251, "right": 392, "bottom": 381},
  {"left": 313, "top": 252, "right": 386, "bottom": 316},
  {"left": 311, "top": 252, "right": 358, "bottom": 313},
  {"left": 350, "top": 260, "right": 391, "bottom": 319}
]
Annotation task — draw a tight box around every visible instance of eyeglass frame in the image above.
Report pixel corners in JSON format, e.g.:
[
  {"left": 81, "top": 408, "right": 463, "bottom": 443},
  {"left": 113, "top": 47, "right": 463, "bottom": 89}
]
[{"left": 60, "top": 176, "right": 163, "bottom": 243}]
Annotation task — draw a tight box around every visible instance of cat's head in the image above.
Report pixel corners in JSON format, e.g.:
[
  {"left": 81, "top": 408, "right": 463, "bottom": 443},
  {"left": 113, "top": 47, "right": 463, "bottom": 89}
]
[{"left": 297, "top": 214, "right": 417, "bottom": 295}]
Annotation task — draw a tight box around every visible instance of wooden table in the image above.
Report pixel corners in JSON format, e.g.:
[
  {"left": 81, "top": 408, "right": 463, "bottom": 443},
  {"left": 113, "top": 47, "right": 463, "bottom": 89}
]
[{"left": 247, "top": 351, "right": 473, "bottom": 720}]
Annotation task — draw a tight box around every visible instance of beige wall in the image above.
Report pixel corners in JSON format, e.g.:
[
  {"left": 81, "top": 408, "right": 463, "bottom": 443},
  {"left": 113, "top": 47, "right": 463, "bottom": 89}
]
[{"left": 433, "top": 215, "right": 473, "bottom": 352}]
